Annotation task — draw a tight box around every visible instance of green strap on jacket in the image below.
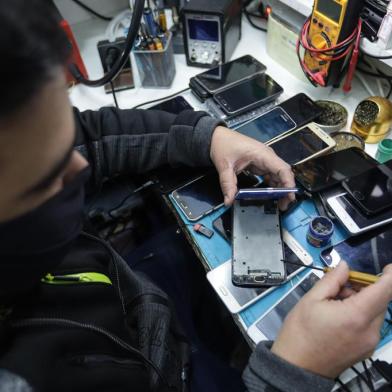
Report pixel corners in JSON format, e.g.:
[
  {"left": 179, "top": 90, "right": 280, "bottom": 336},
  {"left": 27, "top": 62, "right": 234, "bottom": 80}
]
[{"left": 41, "top": 272, "right": 112, "bottom": 285}]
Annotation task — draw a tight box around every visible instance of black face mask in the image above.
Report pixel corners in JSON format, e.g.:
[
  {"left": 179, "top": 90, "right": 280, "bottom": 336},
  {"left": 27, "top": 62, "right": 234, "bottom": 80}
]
[{"left": 0, "top": 166, "right": 91, "bottom": 300}]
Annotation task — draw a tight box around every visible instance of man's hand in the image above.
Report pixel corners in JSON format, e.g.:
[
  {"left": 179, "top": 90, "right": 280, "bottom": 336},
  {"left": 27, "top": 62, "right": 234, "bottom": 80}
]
[
  {"left": 210, "top": 126, "right": 295, "bottom": 209},
  {"left": 271, "top": 262, "right": 392, "bottom": 379}
]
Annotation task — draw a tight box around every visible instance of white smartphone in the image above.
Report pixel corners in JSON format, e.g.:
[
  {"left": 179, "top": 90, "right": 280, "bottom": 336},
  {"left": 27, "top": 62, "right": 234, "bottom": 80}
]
[
  {"left": 247, "top": 270, "right": 324, "bottom": 343},
  {"left": 327, "top": 192, "right": 392, "bottom": 235},
  {"left": 266, "top": 123, "right": 336, "bottom": 166},
  {"left": 207, "top": 230, "right": 313, "bottom": 313}
]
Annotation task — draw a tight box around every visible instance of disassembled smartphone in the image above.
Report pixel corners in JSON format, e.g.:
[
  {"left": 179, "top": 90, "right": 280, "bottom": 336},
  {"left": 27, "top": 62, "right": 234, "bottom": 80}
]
[
  {"left": 207, "top": 230, "right": 313, "bottom": 313},
  {"left": 232, "top": 199, "right": 286, "bottom": 287},
  {"left": 267, "top": 123, "right": 336, "bottom": 166},
  {"left": 247, "top": 271, "right": 323, "bottom": 343},
  {"left": 327, "top": 192, "right": 392, "bottom": 235}
]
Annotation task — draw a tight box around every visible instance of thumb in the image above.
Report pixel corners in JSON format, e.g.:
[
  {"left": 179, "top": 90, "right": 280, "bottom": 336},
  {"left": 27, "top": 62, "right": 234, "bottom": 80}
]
[
  {"left": 308, "top": 262, "right": 350, "bottom": 301},
  {"left": 218, "top": 167, "right": 237, "bottom": 206}
]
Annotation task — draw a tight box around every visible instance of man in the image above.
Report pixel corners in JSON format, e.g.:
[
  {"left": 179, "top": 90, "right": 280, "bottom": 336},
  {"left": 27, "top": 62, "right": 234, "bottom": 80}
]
[{"left": 1, "top": 1, "right": 392, "bottom": 391}]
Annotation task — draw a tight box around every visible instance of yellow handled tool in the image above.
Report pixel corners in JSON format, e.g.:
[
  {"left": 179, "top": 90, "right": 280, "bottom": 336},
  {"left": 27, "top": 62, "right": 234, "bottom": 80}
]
[{"left": 282, "top": 259, "right": 380, "bottom": 286}]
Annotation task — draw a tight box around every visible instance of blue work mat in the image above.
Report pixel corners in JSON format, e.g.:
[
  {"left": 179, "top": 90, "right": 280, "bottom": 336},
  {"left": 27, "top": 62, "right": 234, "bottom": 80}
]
[{"left": 168, "top": 195, "right": 392, "bottom": 349}]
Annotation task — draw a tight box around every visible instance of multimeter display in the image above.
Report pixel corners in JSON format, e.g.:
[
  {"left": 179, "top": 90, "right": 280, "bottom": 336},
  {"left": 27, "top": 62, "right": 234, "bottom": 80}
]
[
  {"left": 188, "top": 19, "right": 219, "bottom": 42},
  {"left": 316, "top": 0, "right": 342, "bottom": 23}
]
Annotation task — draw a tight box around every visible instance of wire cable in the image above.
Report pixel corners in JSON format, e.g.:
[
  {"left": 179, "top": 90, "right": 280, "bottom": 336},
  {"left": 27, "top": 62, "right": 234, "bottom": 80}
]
[
  {"left": 70, "top": 0, "right": 112, "bottom": 21},
  {"left": 363, "top": 360, "right": 375, "bottom": 392},
  {"left": 351, "top": 365, "right": 375, "bottom": 391},
  {"left": 131, "top": 87, "right": 190, "bottom": 109},
  {"left": 69, "top": 0, "right": 144, "bottom": 87},
  {"left": 110, "top": 82, "right": 119, "bottom": 109},
  {"left": 243, "top": 9, "right": 267, "bottom": 32},
  {"left": 335, "top": 377, "right": 351, "bottom": 392}
]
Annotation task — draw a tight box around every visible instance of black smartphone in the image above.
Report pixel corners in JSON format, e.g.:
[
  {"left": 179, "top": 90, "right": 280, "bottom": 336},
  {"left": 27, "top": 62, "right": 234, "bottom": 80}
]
[
  {"left": 235, "top": 107, "right": 296, "bottom": 143},
  {"left": 293, "top": 148, "right": 378, "bottom": 193},
  {"left": 213, "top": 74, "right": 283, "bottom": 117},
  {"left": 320, "top": 222, "right": 392, "bottom": 274},
  {"left": 172, "top": 171, "right": 261, "bottom": 221},
  {"left": 194, "top": 55, "right": 266, "bottom": 94},
  {"left": 147, "top": 96, "right": 193, "bottom": 114},
  {"left": 342, "top": 164, "right": 392, "bottom": 215},
  {"left": 279, "top": 93, "right": 323, "bottom": 129},
  {"left": 268, "top": 124, "right": 335, "bottom": 166}
]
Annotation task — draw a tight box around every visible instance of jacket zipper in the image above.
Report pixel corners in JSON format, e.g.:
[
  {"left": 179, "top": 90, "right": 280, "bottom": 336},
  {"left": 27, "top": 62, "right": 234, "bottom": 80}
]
[
  {"left": 70, "top": 353, "right": 144, "bottom": 369},
  {"left": 42, "top": 272, "right": 112, "bottom": 285},
  {"left": 10, "top": 317, "right": 169, "bottom": 388}
]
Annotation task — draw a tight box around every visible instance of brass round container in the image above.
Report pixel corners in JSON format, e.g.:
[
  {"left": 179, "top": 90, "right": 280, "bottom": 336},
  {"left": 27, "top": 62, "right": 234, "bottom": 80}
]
[{"left": 351, "top": 96, "right": 392, "bottom": 144}]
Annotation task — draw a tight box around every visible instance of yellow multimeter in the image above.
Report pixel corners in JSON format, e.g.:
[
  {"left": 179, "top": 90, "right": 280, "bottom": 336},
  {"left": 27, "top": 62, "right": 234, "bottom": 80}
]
[{"left": 304, "top": 0, "right": 364, "bottom": 86}]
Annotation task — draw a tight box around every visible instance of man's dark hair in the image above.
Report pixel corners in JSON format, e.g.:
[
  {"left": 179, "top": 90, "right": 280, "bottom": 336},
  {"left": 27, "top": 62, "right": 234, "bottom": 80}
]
[{"left": 0, "top": 0, "right": 70, "bottom": 119}]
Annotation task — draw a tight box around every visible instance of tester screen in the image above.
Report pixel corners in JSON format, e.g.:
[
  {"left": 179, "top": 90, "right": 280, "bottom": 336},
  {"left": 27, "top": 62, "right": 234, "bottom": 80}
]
[
  {"left": 188, "top": 19, "right": 219, "bottom": 42},
  {"left": 316, "top": 0, "right": 342, "bottom": 23}
]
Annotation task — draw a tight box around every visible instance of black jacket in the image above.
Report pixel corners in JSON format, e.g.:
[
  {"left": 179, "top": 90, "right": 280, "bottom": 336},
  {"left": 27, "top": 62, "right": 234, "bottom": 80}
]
[{"left": 0, "top": 108, "right": 221, "bottom": 392}]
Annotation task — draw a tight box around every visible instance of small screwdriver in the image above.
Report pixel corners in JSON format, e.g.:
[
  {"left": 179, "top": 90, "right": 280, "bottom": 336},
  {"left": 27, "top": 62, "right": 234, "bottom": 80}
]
[{"left": 282, "top": 259, "right": 380, "bottom": 286}]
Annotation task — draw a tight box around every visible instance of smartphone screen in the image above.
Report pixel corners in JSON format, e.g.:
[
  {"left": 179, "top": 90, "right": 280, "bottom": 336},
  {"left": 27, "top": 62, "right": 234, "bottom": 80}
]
[
  {"left": 293, "top": 148, "right": 378, "bottom": 192},
  {"left": 320, "top": 223, "right": 392, "bottom": 274},
  {"left": 280, "top": 93, "right": 323, "bottom": 128},
  {"left": 269, "top": 126, "right": 329, "bottom": 165},
  {"left": 195, "top": 55, "right": 266, "bottom": 93},
  {"left": 343, "top": 164, "right": 392, "bottom": 214},
  {"left": 214, "top": 74, "right": 283, "bottom": 115},
  {"left": 235, "top": 107, "right": 296, "bottom": 143},
  {"left": 148, "top": 96, "right": 193, "bottom": 114},
  {"left": 254, "top": 272, "right": 320, "bottom": 340},
  {"left": 173, "top": 171, "right": 260, "bottom": 220}
]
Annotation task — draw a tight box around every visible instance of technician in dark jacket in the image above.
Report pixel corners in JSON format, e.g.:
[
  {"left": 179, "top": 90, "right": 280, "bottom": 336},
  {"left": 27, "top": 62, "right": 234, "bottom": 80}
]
[{"left": 1, "top": 1, "right": 392, "bottom": 392}]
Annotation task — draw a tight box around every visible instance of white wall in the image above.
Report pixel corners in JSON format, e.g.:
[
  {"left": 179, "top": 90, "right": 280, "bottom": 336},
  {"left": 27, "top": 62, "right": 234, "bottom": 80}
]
[{"left": 54, "top": 0, "right": 129, "bottom": 25}]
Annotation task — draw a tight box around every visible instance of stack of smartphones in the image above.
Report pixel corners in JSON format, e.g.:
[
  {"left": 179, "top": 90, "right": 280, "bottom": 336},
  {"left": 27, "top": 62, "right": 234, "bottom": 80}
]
[
  {"left": 293, "top": 150, "right": 392, "bottom": 235},
  {"left": 189, "top": 55, "right": 284, "bottom": 120}
]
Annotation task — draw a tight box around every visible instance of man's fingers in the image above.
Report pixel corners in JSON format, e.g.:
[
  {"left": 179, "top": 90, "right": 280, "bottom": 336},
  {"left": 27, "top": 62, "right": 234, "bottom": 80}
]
[
  {"left": 345, "top": 265, "right": 392, "bottom": 321},
  {"left": 337, "top": 286, "right": 357, "bottom": 300},
  {"left": 307, "top": 262, "right": 350, "bottom": 301},
  {"left": 218, "top": 167, "right": 237, "bottom": 206}
]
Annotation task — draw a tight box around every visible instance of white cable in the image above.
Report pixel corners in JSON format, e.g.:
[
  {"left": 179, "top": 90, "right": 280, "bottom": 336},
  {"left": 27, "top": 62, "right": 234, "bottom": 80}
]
[{"left": 355, "top": 72, "right": 376, "bottom": 96}]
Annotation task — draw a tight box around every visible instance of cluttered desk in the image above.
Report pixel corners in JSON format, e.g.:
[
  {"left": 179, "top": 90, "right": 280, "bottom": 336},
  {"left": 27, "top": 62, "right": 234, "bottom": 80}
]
[{"left": 61, "top": 0, "right": 392, "bottom": 389}]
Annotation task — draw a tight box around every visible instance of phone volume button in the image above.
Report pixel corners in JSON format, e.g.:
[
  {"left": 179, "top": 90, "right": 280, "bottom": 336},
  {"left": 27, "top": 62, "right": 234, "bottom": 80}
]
[{"left": 219, "top": 287, "right": 228, "bottom": 296}]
